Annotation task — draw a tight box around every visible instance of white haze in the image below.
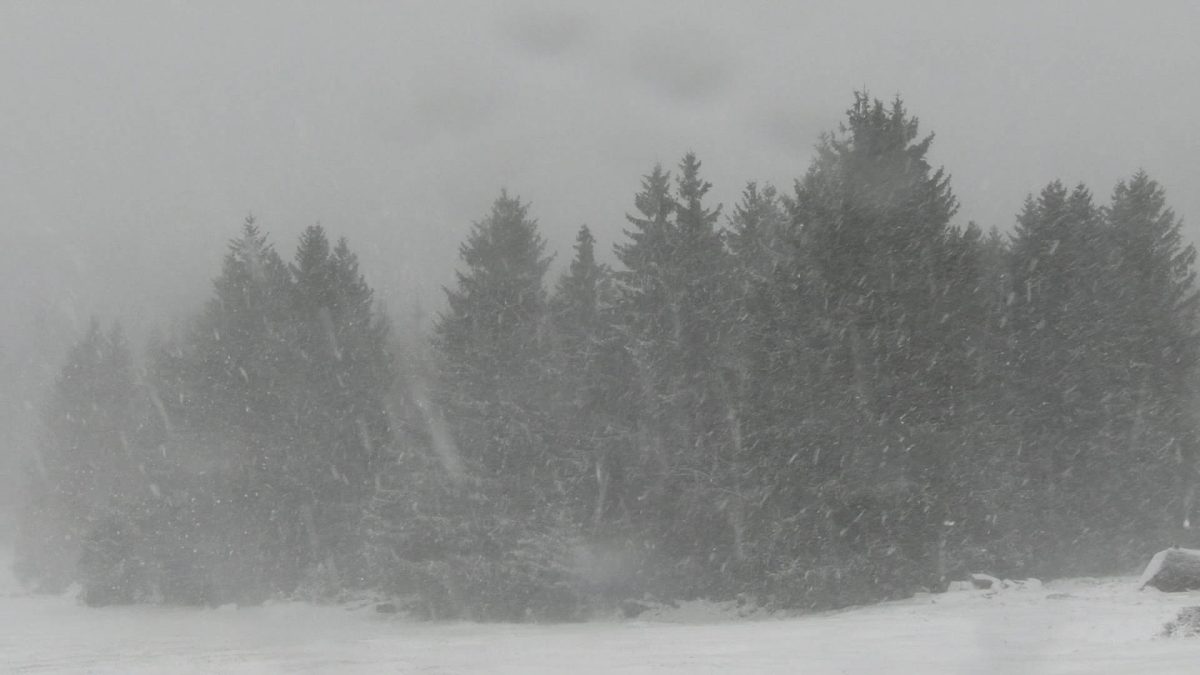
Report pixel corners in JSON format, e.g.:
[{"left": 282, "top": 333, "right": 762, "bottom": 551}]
[{"left": 2, "top": 0, "right": 1199, "bottom": 509}]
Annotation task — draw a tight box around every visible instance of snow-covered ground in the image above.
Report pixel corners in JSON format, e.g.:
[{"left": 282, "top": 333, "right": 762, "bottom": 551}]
[{"left": 4, "top": 554, "right": 1200, "bottom": 674}]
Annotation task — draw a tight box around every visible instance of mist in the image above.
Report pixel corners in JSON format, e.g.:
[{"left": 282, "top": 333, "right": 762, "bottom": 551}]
[
  {"left": 4, "top": 4, "right": 1198, "bottom": 323},
  {"left": 4, "top": 1, "right": 1200, "bottom": 668}
]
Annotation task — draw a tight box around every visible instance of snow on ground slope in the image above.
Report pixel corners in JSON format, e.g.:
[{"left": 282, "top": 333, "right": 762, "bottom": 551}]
[{"left": 3, "top": 559, "right": 1200, "bottom": 674}]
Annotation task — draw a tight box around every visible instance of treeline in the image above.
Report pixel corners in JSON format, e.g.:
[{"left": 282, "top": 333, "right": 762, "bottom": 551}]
[{"left": 13, "top": 93, "right": 1200, "bottom": 618}]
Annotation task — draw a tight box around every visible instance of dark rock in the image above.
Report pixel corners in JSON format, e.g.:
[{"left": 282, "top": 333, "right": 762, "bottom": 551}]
[
  {"left": 1140, "top": 548, "right": 1200, "bottom": 592},
  {"left": 620, "top": 599, "right": 654, "bottom": 618},
  {"left": 1162, "top": 606, "right": 1200, "bottom": 637},
  {"left": 969, "top": 573, "right": 1000, "bottom": 590}
]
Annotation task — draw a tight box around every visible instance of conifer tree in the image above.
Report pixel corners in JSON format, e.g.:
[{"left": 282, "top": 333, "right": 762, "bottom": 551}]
[
  {"left": 162, "top": 218, "right": 295, "bottom": 445},
  {"left": 1105, "top": 172, "right": 1198, "bottom": 428},
  {"left": 289, "top": 228, "right": 395, "bottom": 484},
  {"left": 14, "top": 319, "right": 141, "bottom": 591},
  {"left": 435, "top": 191, "right": 555, "bottom": 507},
  {"left": 1004, "top": 182, "right": 1124, "bottom": 571},
  {"left": 614, "top": 153, "right": 741, "bottom": 589},
  {"left": 727, "top": 182, "right": 789, "bottom": 282},
  {"left": 368, "top": 192, "right": 584, "bottom": 619},
  {"left": 1097, "top": 173, "right": 1199, "bottom": 549},
  {"left": 788, "top": 93, "right": 983, "bottom": 594},
  {"left": 1008, "top": 183, "right": 1107, "bottom": 482},
  {"left": 286, "top": 225, "right": 394, "bottom": 583},
  {"left": 148, "top": 219, "right": 394, "bottom": 595},
  {"left": 549, "top": 225, "right": 637, "bottom": 527},
  {"left": 795, "top": 93, "right": 967, "bottom": 422},
  {"left": 145, "top": 220, "right": 300, "bottom": 591}
]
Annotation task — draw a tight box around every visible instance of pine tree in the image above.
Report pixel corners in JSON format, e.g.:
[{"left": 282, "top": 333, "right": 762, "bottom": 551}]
[
  {"left": 366, "top": 192, "right": 583, "bottom": 619},
  {"left": 289, "top": 228, "right": 395, "bottom": 492},
  {"left": 435, "top": 191, "right": 555, "bottom": 506},
  {"left": 1008, "top": 183, "right": 1107, "bottom": 481},
  {"left": 1098, "top": 172, "right": 1199, "bottom": 550},
  {"left": 1005, "top": 181, "right": 1117, "bottom": 572},
  {"left": 14, "top": 319, "right": 141, "bottom": 592},
  {"left": 1105, "top": 172, "right": 1198, "bottom": 426},
  {"left": 286, "top": 225, "right": 394, "bottom": 585},
  {"left": 788, "top": 93, "right": 981, "bottom": 595},
  {"left": 160, "top": 217, "right": 295, "bottom": 447},
  {"left": 153, "top": 219, "right": 398, "bottom": 595},
  {"left": 553, "top": 226, "right": 604, "bottom": 342},
  {"left": 614, "top": 153, "right": 742, "bottom": 591},
  {"left": 727, "top": 182, "right": 789, "bottom": 282},
  {"left": 144, "top": 220, "right": 294, "bottom": 594},
  {"left": 795, "top": 93, "right": 966, "bottom": 421},
  {"left": 548, "top": 225, "right": 637, "bottom": 528}
]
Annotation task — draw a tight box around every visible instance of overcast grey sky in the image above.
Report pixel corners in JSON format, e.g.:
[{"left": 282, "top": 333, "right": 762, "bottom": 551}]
[{"left": 2, "top": 1, "right": 1199, "bottom": 485}]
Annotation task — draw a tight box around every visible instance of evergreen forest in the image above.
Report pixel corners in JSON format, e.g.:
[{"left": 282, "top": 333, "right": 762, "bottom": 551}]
[{"left": 14, "top": 93, "right": 1200, "bottom": 620}]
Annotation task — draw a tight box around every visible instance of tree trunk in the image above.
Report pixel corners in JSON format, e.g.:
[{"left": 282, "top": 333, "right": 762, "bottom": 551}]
[{"left": 1139, "top": 548, "right": 1200, "bottom": 592}]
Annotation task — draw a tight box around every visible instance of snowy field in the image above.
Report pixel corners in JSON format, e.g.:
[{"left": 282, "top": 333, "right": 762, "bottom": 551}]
[{"left": 4, "top": 555, "right": 1200, "bottom": 674}]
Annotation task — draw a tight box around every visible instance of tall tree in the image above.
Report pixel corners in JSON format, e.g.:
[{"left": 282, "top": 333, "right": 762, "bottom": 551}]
[
  {"left": 1099, "top": 172, "right": 1199, "bottom": 549},
  {"left": 159, "top": 217, "right": 295, "bottom": 445},
  {"left": 1005, "top": 181, "right": 1126, "bottom": 572},
  {"left": 288, "top": 228, "right": 393, "bottom": 493},
  {"left": 1105, "top": 172, "right": 1198, "bottom": 426},
  {"left": 789, "top": 93, "right": 982, "bottom": 594},
  {"left": 286, "top": 225, "right": 394, "bottom": 582},
  {"left": 368, "top": 192, "right": 584, "bottom": 620},
  {"left": 147, "top": 219, "right": 303, "bottom": 592},
  {"left": 1008, "top": 183, "right": 1107, "bottom": 482},
  {"left": 14, "top": 319, "right": 140, "bottom": 591},
  {"left": 795, "top": 93, "right": 967, "bottom": 422},
  {"left": 148, "top": 219, "right": 394, "bottom": 595},
  {"left": 549, "top": 225, "right": 638, "bottom": 528},
  {"left": 614, "top": 153, "right": 741, "bottom": 589},
  {"left": 435, "top": 191, "right": 555, "bottom": 508}
]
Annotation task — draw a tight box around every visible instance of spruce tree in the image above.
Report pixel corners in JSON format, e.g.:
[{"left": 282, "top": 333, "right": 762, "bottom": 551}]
[
  {"left": 727, "top": 182, "right": 789, "bottom": 282},
  {"left": 161, "top": 217, "right": 295, "bottom": 446},
  {"left": 145, "top": 220, "right": 299, "bottom": 593},
  {"left": 1005, "top": 182, "right": 1116, "bottom": 572},
  {"left": 1105, "top": 172, "right": 1198, "bottom": 427},
  {"left": 369, "top": 192, "right": 583, "bottom": 619},
  {"left": 286, "top": 225, "right": 394, "bottom": 585},
  {"left": 795, "top": 93, "right": 967, "bottom": 422},
  {"left": 142, "top": 219, "right": 398, "bottom": 600},
  {"left": 1009, "top": 183, "right": 1106, "bottom": 480},
  {"left": 14, "top": 319, "right": 141, "bottom": 592},
  {"left": 614, "top": 153, "right": 741, "bottom": 591},
  {"left": 1099, "top": 172, "right": 1199, "bottom": 550},
  {"left": 789, "top": 93, "right": 982, "bottom": 595},
  {"left": 549, "top": 225, "right": 638, "bottom": 528},
  {"left": 436, "top": 191, "right": 555, "bottom": 505}
]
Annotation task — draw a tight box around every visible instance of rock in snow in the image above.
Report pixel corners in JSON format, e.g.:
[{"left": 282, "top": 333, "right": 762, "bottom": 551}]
[
  {"left": 1139, "top": 547, "right": 1200, "bottom": 592},
  {"left": 969, "top": 573, "right": 1002, "bottom": 590}
]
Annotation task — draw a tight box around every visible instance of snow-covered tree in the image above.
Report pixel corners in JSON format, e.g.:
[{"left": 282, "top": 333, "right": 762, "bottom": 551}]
[{"left": 14, "top": 319, "right": 141, "bottom": 592}]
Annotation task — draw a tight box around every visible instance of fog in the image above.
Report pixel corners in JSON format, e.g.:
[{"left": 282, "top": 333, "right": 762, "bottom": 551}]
[{"left": 3, "top": 0, "right": 1200, "bottom": 632}]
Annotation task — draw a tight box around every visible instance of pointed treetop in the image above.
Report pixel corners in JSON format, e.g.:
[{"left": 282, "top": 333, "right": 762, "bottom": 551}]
[
  {"left": 456, "top": 190, "right": 551, "bottom": 280},
  {"left": 676, "top": 152, "right": 712, "bottom": 210},
  {"left": 571, "top": 225, "right": 596, "bottom": 270},
  {"left": 631, "top": 164, "right": 673, "bottom": 225}
]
